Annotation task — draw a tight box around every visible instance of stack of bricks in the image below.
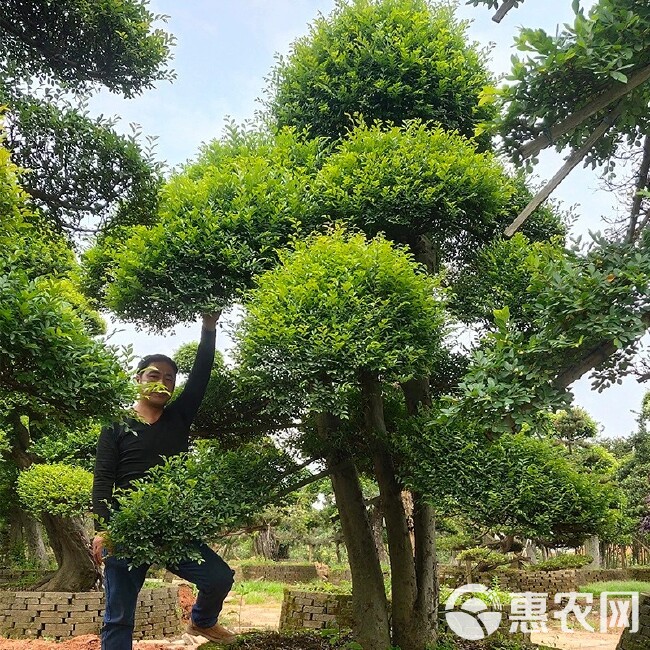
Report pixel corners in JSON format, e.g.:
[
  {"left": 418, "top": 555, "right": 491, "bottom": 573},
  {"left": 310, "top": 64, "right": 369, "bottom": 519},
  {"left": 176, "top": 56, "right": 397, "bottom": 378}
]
[
  {"left": 279, "top": 589, "right": 353, "bottom": 631},
  {"left": 616, "top": 592, "right": 650, "bottom": 650},
  {"left": 240, "top": 564, "right": 320, "bottom": 583},
  {"left": 0, "top": 587, "right": 180, "bottom": 640}
]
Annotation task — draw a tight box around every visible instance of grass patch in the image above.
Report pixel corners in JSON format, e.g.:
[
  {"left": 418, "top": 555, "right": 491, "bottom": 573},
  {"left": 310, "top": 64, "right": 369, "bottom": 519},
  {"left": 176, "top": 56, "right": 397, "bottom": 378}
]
[
  {"left": 578, "top": 580, "right": 650, "bottom": 597},
  {"left": 233, "top": 580, "right": 286, "bottom": 603}
]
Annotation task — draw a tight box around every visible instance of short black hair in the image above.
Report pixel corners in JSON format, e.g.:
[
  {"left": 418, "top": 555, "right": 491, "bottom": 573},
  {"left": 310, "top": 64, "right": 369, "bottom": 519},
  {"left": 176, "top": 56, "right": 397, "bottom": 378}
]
[{"left": 136, "top": 354, "right": 178, "bottom": 375}]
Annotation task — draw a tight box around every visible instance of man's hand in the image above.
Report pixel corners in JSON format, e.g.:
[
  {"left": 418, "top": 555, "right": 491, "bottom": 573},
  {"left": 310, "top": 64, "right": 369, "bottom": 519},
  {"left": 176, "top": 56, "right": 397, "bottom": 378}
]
[
  {"left": 92, "top": 533, "right": 108, "bottom": 565},
  {"left": 202, "top": 312, "right": 221, "bottom": 332}
]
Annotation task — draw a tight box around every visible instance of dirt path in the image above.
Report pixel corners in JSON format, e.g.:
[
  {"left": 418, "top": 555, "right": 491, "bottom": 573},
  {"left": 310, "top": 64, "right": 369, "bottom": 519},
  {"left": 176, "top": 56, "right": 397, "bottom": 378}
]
[{"left": 532, "top": 629, "right": 619, "bottom": 650}]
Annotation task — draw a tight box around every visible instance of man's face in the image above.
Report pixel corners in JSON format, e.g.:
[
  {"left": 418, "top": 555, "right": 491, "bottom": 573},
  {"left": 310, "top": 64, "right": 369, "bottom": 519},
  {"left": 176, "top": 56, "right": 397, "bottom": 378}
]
[{"left": 136, "top": 361, "right": 176, "bottom": 407}]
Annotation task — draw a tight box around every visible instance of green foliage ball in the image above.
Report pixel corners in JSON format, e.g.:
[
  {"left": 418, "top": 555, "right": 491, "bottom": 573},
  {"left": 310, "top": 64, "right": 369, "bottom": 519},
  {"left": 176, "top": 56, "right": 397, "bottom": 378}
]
[
  {"left": 268, "top": 0, "right": 495, "bottom": 145},
  {"left": 17, "top": 463, "right": 93, "bottom": 519},
  {"left": 239, "top": 228, "right": 446, "bottom": 417}
]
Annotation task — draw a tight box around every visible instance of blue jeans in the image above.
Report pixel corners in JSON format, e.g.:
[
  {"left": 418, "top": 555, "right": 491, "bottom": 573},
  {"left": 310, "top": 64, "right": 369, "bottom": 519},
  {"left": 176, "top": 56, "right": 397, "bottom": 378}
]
[{"left": 101, "top": 544, "right": 234, "bottom": 650}]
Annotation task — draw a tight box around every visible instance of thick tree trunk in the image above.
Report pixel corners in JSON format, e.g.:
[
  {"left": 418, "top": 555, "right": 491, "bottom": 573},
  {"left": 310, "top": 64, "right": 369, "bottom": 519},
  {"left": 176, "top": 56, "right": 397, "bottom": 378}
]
[
  {"left": 253, "top": 524, "right": 280, "bottom": 560},
  {"left": 38, "top": 513, "right": 99, "bottom": 591},
  {"left": 318, "top": 413, "right": 390, "bottom": 650},
  {"left": 412, "top": 498, "right": 438, "bottom": 645},
  {"left": 401, "top": 377, "right": 439, "bottom": 649},
  {"left": 374, "top": 450, "right": 420, "bottom": 650}
]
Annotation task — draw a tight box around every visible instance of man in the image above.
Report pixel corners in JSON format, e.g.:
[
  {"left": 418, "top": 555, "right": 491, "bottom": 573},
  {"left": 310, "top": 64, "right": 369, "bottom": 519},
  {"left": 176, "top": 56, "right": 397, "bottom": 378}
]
[{"left": 92, "top": 314, "right": 236, "bottom": 649}]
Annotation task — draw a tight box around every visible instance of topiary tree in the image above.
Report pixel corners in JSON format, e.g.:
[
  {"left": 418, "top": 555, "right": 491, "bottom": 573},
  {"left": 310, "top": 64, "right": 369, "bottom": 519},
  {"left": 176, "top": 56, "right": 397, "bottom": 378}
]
[
  {"left": 83, "top": 126, "right": 319, "bottom": 329},
  {"left": 16, "top": 464, "right": 96, "bottom": 591},
  {"left": 266, "top": 0, "right": 495, "bottom": 146},
  {"left": 397, "top": 421, "right": 624, "bottom": 549},
  {"left": 309, "top": 120, "right": 520, "bottom": 271},
  {"left": 238, "top": 229, "right": 446, "bottom": 650}
]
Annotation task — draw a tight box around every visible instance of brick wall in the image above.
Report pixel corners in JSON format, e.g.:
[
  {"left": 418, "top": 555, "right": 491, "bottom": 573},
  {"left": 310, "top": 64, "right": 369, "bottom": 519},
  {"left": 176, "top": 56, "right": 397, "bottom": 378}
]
[
  {"left": 0, "top": 587, "right": 181, "bottom": 640},
  {"left": 239, "top": 564, "right": 320, "bottom": 583},
  {"left": 616, "top": 592, "right": 650, "bottom": 650},
  {"left": 439, "top": 566, "right": 646, "bottom": 608},
  {"left": 280, "top": 588, "right": 529, "bottom": 645},
  {"left": 279, "top": 590, "right": 353, "bottom": 631}
]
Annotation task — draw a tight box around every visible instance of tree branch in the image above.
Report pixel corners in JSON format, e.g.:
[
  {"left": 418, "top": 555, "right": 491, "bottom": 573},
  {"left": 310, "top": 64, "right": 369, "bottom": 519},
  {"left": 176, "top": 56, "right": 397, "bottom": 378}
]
[
  {"left": 553, "top": 312, "right": 650, "bottom": 389},
  {"left": 517, "top": 63, "right": 650, "bottom": 161},
  {"left": 493, "top": 0, "right": 519, "bottom": 23},
  {"left": 23, "top": 184, "right": 95, "bottom": 215},
  {"left": 505, "top": 103, "right": 624, "bottom": 236},
  {"left": 627, "top": 135, "right": 650, "bottom": 243}
]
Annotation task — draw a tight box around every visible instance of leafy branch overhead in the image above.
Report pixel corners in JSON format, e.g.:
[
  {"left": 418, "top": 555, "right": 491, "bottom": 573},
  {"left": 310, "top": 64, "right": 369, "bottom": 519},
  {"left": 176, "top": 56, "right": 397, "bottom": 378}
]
[
  {"left": 487, "top": 0, "right": 650, "bottom": 165},
  {"left": 0, "top": 0, "right": 173, "bottom": 232}
]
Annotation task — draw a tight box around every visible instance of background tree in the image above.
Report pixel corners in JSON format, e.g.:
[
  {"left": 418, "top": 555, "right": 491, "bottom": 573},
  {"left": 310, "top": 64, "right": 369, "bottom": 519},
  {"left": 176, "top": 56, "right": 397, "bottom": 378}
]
[
  {"left": 550, "top": 407, "right": 599, "bottom": 450},
  {"left": 0, "top": 136, "right": 134, "bottom": 590},
  {"left": 0, "top": 0, "right": 173, "bottom": 233}
]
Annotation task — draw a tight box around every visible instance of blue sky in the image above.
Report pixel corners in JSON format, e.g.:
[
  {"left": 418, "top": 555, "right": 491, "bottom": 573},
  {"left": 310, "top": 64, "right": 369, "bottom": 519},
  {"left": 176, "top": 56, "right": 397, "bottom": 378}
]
[{"left": 92, "top": 0, "right": 647, "bottom": 438}]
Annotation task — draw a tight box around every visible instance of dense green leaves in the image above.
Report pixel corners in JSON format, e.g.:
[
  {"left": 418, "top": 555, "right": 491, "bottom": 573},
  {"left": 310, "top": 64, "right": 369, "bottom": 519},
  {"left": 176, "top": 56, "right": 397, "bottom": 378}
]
[
  {"left": 310, "top": 121, "right": 513, "bottom": 264},
  {"left": 1, "top": 0, "right": 173, "bottom": 95},
  {"left": 447, "top": 230, "right": 650, "bottom": 434},
  {"left": 106, "top": 441, "right": 303, "bottom": 566},
  {"left": 267, "top": 0, "right": 494, "bottom": 145},
  {"left": 238, "top": 229, "right": 446, "bottom": 417},
  {"left": 29, "top": 423, "right": 101, "bottom": 472},
  {"left": 398, "top": 419, "right": 623, "bottom": 545},
  {"left": 87, "top": 128, "right": 319, "bottom": 328},
  {"left": 16, "top": 464, "right": 93, "bottom": 519}
]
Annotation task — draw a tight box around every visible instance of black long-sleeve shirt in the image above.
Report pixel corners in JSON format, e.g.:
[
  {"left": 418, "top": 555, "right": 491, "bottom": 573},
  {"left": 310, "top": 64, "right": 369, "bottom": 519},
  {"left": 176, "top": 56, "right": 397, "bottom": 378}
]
[{"left": 92, "top": 327, "right": 216, "bottom": 531}]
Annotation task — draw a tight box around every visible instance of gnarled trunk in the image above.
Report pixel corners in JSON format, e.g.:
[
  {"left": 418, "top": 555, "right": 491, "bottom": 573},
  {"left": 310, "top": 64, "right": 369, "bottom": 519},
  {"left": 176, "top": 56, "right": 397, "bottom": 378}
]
[
  {"left": 38, "top": 513, "right": 99, "bottom": 591},
  {"left": 253, "top": 524, "right": 280, "bottom": 560}
]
